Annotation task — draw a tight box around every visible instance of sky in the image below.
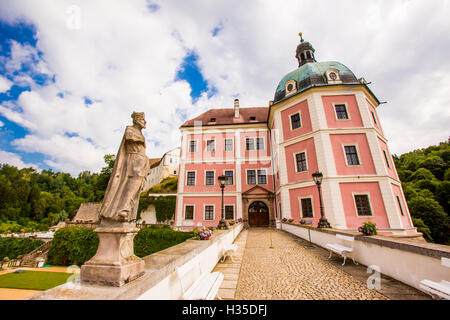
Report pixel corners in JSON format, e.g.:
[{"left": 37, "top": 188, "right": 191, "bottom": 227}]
[{"left": 0, "top": 0, "right": 449, "bottom": 175}]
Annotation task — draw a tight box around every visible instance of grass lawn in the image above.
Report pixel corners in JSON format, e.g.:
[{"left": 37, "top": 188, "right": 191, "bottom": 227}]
[{"left": 0, "top": 271, "right": 78, "bottom": 290}]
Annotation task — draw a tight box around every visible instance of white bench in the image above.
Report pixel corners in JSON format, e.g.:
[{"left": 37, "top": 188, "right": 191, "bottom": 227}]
[
  {"left": 420, "top": 257, "right": 450, "bottom": 300},
  {"left": 325, "top": 234, "right": 358, "bottom": 266},
  {"left": 176, "top": 256, "right": 224, "bottom": 300},
  {"left": 220, "top": 238, "right": 238, "bottom": 263}
]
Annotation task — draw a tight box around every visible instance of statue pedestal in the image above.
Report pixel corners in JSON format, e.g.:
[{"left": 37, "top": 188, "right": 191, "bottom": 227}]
[{"left": 80, "top": 226, "right": 145, "bottom": 287}]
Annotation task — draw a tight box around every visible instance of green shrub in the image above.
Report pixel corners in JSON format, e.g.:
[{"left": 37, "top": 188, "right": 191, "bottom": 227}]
[
  {"left": 0, "top": 238, "right": 44, "bottom": 260},
  {"left": 46, "top": 227, "right": 99, "bottom": 266},
  {"left": 134, "top": 227, "right": 193, "bottom": 258}
]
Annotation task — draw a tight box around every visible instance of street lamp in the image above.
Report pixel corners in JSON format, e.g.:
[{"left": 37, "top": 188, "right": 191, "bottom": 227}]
[
  {"left": 312, "top": 171, "right": 331, "bottom": 228},
  {"left": 217, "top": 175, "right": 228, "bottom": 230}
]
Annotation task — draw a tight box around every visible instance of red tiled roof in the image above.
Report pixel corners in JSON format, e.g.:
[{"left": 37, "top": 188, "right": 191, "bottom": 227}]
[{"left": 181, "top": 107, "right": 269, "bottom": 127}]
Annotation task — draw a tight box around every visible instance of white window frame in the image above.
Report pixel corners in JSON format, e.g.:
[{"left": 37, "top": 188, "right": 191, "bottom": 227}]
[
  {"left": 224, "top": 138, "right": 234, "bottom": 152},
  {"left": 185, "top": 170, "right": 197, "bottom": 186},
  {"left": 206, "top": 139, "right": 216, "bottom": 152},
  {"left": 256, "top": 137, "right": 265, "bottom": 150},
  {"left": 299, "top": 196, "right": 314, "bottom": 219},
  {"left": 342, "top": 144, "right": 362, "bottom": 166},
  {"left": 224, "top": 204, "right": 235, "bottom": 220},
  {"left": 352, "top": 192, "right": 374, "bottom": 217},
  {"left": 204, "top": 170, "right": 216, "bottom": 186},
  {"left": 289, "top": 111, "right": 302, "bottom": 131},
  {"left": 204, "top": 204, "right": 215, "bottom": 221},
  {"left": 333, "top": 102, "right": 351, "bottom": 121},
  {"left": 184, "top": 204, "right": 195, "bottom": 220},
  {"left": 245, "top": 137, "right": 255, "bottom": 151},
  {"left": 188, "top": 139, "right": 198, "bottom": 153},
  {"left": 257, "top": 169, "right": 268, "bottom": 185},
  {"left": 293, "top": 150, "right": 308, "bottom": 172},
  {"left": 285, "top": 79, "right": 297, "bottom": 97},
  {"left": 246, "top": 169, "right": 257, "bottom": 185},
  {"left": 223, "top": 169, "right": 235, "bottom": 186}
]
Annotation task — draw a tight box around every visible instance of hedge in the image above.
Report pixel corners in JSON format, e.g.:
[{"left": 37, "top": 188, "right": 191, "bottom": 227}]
[
  {"left": 134, "top": 227, "right": 194, "bottom": 258},
  {"left": 46, "top": 227, "right": 99, "bottom": 266},
  {"left": 46, "top": 226, "right": 193, "bottom": 266},
  {"left": 138, "top": 196, "right": 176, "bottom": 222},
  {"left": 0, "top": 238, "right": 44, "bottom": 260}
]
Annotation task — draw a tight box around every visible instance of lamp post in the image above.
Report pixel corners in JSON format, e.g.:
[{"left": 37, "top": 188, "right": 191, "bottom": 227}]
[
  {"left": 217, "top": 175, "right": 228, "bottom": 230},
  {"left": 312, "top": 171, "right": 331, "bottom": 228}
]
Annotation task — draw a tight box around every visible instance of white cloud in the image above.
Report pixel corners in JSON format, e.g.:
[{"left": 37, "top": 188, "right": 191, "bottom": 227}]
[
  {"left": 0, "top": 150, "right": 40, "bottom": 170},
  {"left": 0, "top": 0, "right": 448, "bottom": 175},
  {"left": 0, "top": 75, "right": 13, "bottom": 93}
]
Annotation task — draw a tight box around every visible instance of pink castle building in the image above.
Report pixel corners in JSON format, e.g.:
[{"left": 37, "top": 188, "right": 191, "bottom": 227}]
[{"left": 175, "top": 35, "right": 418, "bottom": 236}]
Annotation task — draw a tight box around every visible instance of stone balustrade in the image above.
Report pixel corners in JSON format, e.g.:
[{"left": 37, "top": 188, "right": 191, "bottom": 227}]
[{"left": 28, "top": 223, "right": 244, "bottom": 300}]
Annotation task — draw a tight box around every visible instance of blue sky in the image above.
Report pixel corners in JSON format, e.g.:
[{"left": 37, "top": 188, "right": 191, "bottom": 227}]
[{"left": 0, "top": 1, "right": 449, "bottom": 175}]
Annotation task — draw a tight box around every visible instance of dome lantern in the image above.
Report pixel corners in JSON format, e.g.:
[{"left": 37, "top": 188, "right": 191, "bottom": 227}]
[{"left": 295, "top": 32, "right": 316, "bottom": 67}]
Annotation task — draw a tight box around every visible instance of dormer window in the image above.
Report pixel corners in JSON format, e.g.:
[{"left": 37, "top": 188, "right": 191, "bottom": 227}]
[
  {"left": 285, "top": 80, "right": 297, "bottom": 97},
  {"left": 325, "top": 69, "right": 342, "bottom": 84},
  {"left": 209, "top": 117, "right": 216, "bottom": 122},
  {"left": 249, "top": 116, "right": 256, "bottom": 121}
]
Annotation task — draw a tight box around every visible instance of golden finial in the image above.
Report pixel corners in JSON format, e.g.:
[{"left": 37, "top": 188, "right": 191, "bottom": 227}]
[{"left": 299, "top": 32, "right": 304, "bottom": 42}]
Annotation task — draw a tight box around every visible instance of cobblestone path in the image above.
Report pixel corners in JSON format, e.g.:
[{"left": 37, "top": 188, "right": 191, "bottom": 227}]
[{"left": 234, "top": 228, "right": 388, "bottom": 300}]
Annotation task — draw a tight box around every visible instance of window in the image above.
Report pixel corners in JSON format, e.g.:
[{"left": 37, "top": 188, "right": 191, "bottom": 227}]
[
  {"left": 225, "top": 205, "right": 234, "bottom": 220},
  {"left": 396, "top": 196, "right": 404, "bottom": 216},
  {"left": 354, "top": 195, "right": 372, "bottom": 216},
  {"left": 371, "top": 111, "right": 378, "bottom": 125},
  {"left": 256, "top": 138, "right": 264, "bottom": 150},
  {"left": 189, "top": 140, "right": 197, "bottom": 152},
  {"left": 290, "top": 113, "right": 301, "bottom": 130},
  {"left": 345, "top": 146, "right": 360, "bottom": 165},
  {"left": 204, "top": 205, "right": 214, "bottom": 220},
  {"left": 186, "top": 171, "right": 196, "bottom": 186},
  {"left": 301, "top": 198, "right": 313, "bottom": 218},
  {"left": 174, "top": 170, "right": 177, "bottom": 174},
  {"left": 383, "top": 150, "right": 391, "bottom": 169},
  {"left": 246, "top": 138, "right": 255, "bottom": 150},
  {"left": 185, "top": 205, "right": 194, "bottom": 220},
  {"left": 249, "top": 116, "right": 256, "bottom": 121},
  {"left": 206, "top": 140, "right": 215, "bottom": 152},
  {"left": 295, "top": 152, "right": 307, "bottom": 172},
  {"left": 257, "top": 170, "right": 267, "bottom": 184},
  {"left": 210, "top": 117, "right": 216, "bottom": 122},
  {"left": 224, "top": 139, "right": 233, "bottom": 152},
  {"left": 225, "top": 170, "right": 234, "bottom": 185},
  {"left": 335, "top": 104, "right": 349, "bottom": 119},
  {"left": 247, "top": 170, "right": 256, "bottom": 185},
  {"left": 205, "top": 171, "right": 215, "bottom": 185}
]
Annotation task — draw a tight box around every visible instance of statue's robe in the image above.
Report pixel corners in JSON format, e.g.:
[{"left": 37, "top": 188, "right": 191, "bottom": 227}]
[{"left": 99, "top": 125, "right": 149, "bottom": 222}]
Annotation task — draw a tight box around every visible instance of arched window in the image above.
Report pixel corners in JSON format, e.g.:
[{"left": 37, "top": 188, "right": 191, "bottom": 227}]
[
  {"left": 300, "top": 52, "right": 305, "bottom": 61},
  {"left": 306, "top": 51, "right": 312, "bottom": 59}
]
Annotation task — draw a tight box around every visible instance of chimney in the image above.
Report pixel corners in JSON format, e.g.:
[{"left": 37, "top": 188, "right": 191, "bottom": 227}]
[{"left": 234, "top": 99, "right": 240, "bottom": 118}]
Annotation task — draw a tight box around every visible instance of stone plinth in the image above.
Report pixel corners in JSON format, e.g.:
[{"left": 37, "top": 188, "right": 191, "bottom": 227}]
[{"left": 81, "top": 226, "right": 144, "bottom": 287}]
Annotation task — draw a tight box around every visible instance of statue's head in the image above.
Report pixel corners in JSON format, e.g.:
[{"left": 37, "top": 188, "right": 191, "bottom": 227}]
[{"left": 131, "top": 112, "right": 146, "bottom": 129}]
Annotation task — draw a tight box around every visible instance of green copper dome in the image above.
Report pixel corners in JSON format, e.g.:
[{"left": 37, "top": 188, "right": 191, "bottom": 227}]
[{"left": 273, "top": 61, "right": 359, "bottom": 103}]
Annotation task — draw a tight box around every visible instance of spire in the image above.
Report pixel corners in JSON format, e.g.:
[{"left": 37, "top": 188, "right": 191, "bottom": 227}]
[{"left": 295, "top": 32, "right": 316, "bottom": 67}]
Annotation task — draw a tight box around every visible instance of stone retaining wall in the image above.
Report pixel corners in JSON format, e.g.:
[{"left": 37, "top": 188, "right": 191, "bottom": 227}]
[{"left": 280, "top": 222, "right": 450, "bottom": 293}]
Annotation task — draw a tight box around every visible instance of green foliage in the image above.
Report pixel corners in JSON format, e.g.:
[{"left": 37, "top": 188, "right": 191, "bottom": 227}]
[
  {"left": 138, "top": 196, "right": 176, "bottom": 222},
  {"left": 146, "top": 177, "right": 178, "bottom": 194},
  {"left": 394, "top": 141, "right": 450, "bottom": 244},
  {"left": 0, "top": 238, "right": 44, "bottom": 260},
  {"left": 46, "top": 227, "right": 99, "bottom": 266},
  {"left": 0, "top": 155, "right": 115, "bottom": 234},
  {"left": 133, "top": 227, "right": 194, "bottom": 258}
]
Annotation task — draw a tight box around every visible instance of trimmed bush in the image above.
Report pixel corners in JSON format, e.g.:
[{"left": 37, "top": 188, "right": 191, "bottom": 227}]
[
  {"left": 134, "top": 227, "right": 194, "bottom": 258},
  {"left": 0, "top": 238, "right": 44, "bottom": 260},
  {"left": 46, "top": 227, "right": 99, "bottom": 266}
]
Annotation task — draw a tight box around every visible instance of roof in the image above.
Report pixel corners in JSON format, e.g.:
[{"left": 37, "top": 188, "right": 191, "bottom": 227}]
[
  {"left": 181, "top": 107, "right": 269, "bottom": 128},
  {"left": 274, "top": 61, "right": 360, "bottom": 103},
  {"left": 72, "top": 202, "right": 100, "bottom": 223}
]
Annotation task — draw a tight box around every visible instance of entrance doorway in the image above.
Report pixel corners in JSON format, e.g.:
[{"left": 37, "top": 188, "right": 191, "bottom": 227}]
[{"left": 248, "top": 201, "right": 269, "bottom": 227}]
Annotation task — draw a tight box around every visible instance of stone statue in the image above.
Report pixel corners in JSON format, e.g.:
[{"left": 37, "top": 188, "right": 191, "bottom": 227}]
[
  {"left": 81, "top": 112, "right": 148, "bottom": 287},
  {"left": 100, "top": 112, "right": 150, "bottom": 223}
]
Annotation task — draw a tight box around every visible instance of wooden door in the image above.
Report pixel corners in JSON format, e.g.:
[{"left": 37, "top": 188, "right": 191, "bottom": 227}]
[{"left": 248, "top": 201, "right": 269, "bottom": 226}]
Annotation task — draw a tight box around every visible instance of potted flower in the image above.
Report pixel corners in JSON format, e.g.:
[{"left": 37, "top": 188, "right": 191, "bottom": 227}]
[
  {"left": 288, "top": 218, "right": 294, "bottom": 223},
  {"left": 282, "top": 218, "right": 288, "bottom": 223},
  {"left": 358, "top": 222, "right": 377, "bottom": 236},
  {"left": 193, "top": 228, "right": 213, "bottom": 240},
  {"left": 228, "top": 220, "right": 235, "bottom": 226},
  {"left": 300, "top": 219, "right": 306, "bottom": 224}
]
